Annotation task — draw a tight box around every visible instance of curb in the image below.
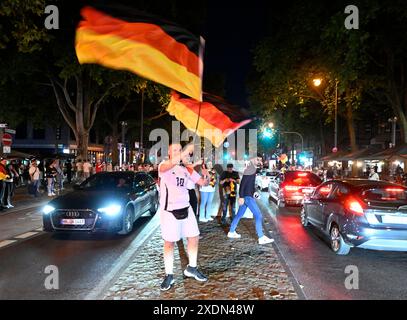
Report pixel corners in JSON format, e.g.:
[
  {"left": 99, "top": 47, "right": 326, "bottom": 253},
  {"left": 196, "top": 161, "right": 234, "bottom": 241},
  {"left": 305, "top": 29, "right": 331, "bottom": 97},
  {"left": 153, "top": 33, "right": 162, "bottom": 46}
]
[
  {"left": 258, "top": 197, "right": 308, "bottom": 300},
  {"left": 85, "top": 214, "right": 161, "bottom": 300}
]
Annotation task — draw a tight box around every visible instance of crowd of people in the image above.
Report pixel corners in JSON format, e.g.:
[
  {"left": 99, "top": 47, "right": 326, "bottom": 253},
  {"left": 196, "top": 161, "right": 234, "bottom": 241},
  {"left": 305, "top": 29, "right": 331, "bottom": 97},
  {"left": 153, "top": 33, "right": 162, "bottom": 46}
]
[
  {"left": 0, "top": 155, "right": 160, "bottom": 210},
  {"left": 157, "top": 144, "right": 274, "bottom": 291}
]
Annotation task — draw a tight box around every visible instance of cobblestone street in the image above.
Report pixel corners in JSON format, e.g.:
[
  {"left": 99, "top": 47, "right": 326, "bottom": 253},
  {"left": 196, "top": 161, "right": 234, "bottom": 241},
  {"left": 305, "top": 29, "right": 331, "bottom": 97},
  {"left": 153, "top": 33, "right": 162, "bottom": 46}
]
[{"left": 104, "top": 214, "right": 299, "bottom": 300}]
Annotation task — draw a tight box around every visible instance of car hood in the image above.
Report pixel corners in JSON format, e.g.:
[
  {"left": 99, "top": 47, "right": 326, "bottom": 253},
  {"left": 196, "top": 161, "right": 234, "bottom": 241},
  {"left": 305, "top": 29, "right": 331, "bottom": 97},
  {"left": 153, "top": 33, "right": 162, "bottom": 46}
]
[{"left": 48, "top": 190, "right": 127, "bottom": 210}]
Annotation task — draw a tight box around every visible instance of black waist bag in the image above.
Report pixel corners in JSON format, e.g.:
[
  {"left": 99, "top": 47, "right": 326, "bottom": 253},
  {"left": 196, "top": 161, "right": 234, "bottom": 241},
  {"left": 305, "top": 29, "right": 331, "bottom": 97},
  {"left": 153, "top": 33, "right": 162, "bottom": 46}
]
[{"left": 170, "top": 206, "right": 190, "bottom": 220}]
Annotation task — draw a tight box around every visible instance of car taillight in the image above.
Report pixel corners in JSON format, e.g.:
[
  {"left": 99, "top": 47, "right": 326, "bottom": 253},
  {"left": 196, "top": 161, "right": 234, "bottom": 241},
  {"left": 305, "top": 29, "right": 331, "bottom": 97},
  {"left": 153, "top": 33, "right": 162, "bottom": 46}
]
[
  {"left": 284, "top": 185, "right": 300, "bottom": 192},
  {"left": 385, "top": 188, "right": 405, "bottom": 192},
  {"left": 320, "top": 186, "right": 331, "bottom": 195},
  {"left": 345, "top": 198, "right": 365, "bottom": 216}
]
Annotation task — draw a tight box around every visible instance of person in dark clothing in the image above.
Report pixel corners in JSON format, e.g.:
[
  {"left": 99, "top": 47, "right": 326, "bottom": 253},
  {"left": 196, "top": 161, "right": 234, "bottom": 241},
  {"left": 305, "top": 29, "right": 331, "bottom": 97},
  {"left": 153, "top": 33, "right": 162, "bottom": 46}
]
[
  {"left": 219, "top": 163, "right": 240, "bottom": 224},
  {"left": 0, "top": 158, "right": 9, "bottom": 210},
  {"left": 326, "top": 167, "right": 334, "bottom": 180},
  {"left": 227, "top": 156, "right": 274, "bottom": 245},
  {"left": 65, "top": 160, "right": 72, "bottom": 184}
]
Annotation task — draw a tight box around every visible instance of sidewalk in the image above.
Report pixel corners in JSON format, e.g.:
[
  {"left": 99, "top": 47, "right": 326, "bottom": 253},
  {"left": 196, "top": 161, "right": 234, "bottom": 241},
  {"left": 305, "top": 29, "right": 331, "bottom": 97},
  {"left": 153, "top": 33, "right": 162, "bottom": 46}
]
[{"left": 104, "top": 213, "right": 299, "bottom": 300}]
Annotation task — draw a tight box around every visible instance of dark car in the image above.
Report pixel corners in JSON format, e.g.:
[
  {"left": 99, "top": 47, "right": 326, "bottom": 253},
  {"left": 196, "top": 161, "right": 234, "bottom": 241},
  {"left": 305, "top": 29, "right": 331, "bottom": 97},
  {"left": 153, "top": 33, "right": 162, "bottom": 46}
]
[
  {"left": 42, "top": 171, "right": 159, "bottom": 235},
  {"left": 301, "top": 179, "right": 407, "bottom": 255},
  {"left": 268, "top": 171, "right": 322, "bottom": 207}
]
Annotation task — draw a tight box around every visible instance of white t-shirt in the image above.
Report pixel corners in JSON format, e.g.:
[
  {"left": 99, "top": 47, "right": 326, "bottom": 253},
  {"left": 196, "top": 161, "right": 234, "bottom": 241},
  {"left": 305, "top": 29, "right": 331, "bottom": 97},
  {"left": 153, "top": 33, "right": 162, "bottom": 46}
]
[
  {"left": 158, "top": 162, "right": 201, "bottom": 211},
  {"left": 29, "top": 166, "right": 40, "bottom": 180},
  {"left": 83, "top": 162, "right": 92, "bottom": 173},
  {"left": 368, "top": 172, "right": 380, "bottom": 181}
]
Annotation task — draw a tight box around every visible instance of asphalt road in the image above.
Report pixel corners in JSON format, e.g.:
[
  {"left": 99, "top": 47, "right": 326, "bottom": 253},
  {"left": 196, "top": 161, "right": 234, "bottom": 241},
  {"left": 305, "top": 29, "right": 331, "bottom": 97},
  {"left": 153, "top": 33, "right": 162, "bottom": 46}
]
[
  {"left": 261, "top": 191, "right": 407, "bottom": 300},
  {"left": 0, "top": 212, "right": 158, "bottom": 300}
]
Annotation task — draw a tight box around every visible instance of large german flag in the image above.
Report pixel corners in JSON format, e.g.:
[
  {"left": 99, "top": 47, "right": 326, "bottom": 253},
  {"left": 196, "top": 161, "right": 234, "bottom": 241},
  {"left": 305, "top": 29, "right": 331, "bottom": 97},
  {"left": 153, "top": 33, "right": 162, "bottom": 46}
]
[
  {"left": 75, "top": 4, "right": 203, "bottom": 101},
  {"left": 167, "top": 92, "right": 253, "bottom": 147}
]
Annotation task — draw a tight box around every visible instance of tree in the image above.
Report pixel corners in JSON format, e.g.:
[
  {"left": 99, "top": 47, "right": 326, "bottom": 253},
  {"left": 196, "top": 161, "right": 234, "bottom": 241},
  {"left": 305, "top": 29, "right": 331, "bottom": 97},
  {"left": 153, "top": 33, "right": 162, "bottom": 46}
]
[
  {"left": 250, "top": 0, "right": 378, "bottom": 153},
  {"left": 0, "top": 0, "right": 183, "bottom": 160}
]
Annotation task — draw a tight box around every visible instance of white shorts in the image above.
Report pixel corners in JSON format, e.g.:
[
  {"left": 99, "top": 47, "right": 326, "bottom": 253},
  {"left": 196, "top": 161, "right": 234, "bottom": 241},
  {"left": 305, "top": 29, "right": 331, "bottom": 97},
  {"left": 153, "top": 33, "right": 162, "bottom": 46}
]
[{"left": 159, "top": 207, "right": 200, "bottom": 242}]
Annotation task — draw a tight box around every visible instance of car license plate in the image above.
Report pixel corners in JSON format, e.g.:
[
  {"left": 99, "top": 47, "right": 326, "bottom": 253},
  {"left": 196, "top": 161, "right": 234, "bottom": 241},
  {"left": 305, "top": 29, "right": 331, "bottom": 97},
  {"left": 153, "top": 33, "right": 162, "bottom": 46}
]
[
  {"left": 382, "top": 216, "right": 407, "bottom": 224},
  {"left": 60, "top": 219, "right": 85, "bottom": 225}
]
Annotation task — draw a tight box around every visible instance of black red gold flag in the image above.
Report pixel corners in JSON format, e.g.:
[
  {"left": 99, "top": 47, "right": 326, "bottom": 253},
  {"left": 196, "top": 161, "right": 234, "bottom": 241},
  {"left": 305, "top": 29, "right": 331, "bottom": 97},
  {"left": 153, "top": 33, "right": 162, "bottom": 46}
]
[
  {"left": 167, "top": 92, "right": 253, "bottom": 147},
  {"left": 75, "top": 4, "right": 204, "bottom": 101}
]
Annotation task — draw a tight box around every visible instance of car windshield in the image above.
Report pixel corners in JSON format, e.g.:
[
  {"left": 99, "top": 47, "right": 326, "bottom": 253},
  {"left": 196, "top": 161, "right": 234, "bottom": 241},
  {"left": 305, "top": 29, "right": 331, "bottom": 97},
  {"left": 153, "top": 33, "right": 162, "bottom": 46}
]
[
  {"left": 284, "top": 172, "right": 322, "bottom": 187},
  {"left": 361, "top": 187, "right": 407, "bottom": 203},
  {"left": 81, "top": 173, "right": 133, "bottom": 190}
]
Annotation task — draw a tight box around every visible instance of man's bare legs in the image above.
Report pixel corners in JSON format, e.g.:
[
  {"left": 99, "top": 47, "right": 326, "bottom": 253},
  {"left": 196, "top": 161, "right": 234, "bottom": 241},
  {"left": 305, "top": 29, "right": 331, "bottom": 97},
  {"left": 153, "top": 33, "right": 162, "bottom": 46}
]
[
  {"left": 186, "top": 236, "right": 199, "bottom": 268},
  {"left": 164, "top": 241, "right": 175, "bottom": 275}
]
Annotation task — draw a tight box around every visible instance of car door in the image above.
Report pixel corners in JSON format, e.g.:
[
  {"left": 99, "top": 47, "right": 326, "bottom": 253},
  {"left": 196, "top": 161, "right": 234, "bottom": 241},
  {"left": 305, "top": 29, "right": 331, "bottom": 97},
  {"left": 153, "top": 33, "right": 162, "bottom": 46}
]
[
  {"left": 133, "top": 173, "right": 149, "bottom": 215},
  {"left": 144, "top": 173, "right": 158, "bottom": 210},
  {"left": 270, "top": 173, "right": 283, "bottom": 199},
  {"left": 321, "top": 183, "right": 349, "bottom": 234},
  {"left": 307, "top": 182, "right": 335, "bottom": 228}
]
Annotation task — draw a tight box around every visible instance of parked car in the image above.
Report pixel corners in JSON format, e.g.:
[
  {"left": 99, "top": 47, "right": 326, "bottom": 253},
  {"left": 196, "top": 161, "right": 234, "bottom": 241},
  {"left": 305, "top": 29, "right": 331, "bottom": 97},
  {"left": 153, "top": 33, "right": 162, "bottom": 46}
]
[
  {"left": 269, "top": 171, "right": 322, "bottom": 207},
  {"left": 42, "top": 171, "right": 159, "bottom": 235},
  {"left": 301, "top": 179, "right": 407, "bottom": 255},
  {"left": 256, "top": 170, "right": 278, "bottom": 191}
]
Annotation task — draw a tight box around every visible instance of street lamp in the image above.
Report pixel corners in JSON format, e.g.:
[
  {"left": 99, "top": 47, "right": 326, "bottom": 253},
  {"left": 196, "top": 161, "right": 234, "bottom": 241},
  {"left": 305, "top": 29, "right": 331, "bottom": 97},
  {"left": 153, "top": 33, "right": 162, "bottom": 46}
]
[
  {"left": 120, "top": 121, "right": 127, "bottom": 167},
  {"left": 313, "top": 78, "right": 322, "bottom": 87},
  {"left": 268, "top": 122, "right": 274, "bottom": 129},
  {"left": 281, "top": 131, "right": 304, "bottom": 152},
  {"left": 388, "top": 116, "right": 397, "bottom": 148},
  {"left": 313, "top": 77, "right": 339, "bottom": 151}
]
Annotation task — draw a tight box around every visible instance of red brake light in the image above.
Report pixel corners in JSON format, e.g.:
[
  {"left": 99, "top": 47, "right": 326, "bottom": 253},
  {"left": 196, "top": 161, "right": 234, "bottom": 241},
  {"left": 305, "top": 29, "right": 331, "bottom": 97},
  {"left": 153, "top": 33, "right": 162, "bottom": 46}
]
[
  {"left": 320, "top": 187, "right": 331, "bottom": 194},
  {"left": 284, "top": 185, "right": 300, "bottom": 192},
  {"left": 345, "top": 198, "right": 365, "bottom": 216},
  {"left": 385, "top": 188, "right": 405, "bottom": 192}
]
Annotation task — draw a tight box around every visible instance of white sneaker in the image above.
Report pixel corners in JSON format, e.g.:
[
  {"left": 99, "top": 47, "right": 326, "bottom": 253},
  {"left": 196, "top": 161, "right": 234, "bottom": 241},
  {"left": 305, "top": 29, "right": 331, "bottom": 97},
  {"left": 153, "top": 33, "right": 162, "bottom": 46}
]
[
  {"left": 206, "top": 217, "right": 214, "bottom": 221},
  {"left": 258, "top": 236, "right": 274, "bottom": 245},
  {"left": 48, "top": 193, "right": 53, "bottom": 197},
  {"left": 199, "top": 218, "right": 208, "bottom": 223},
  {"left": 227, "top": 231, "right": 241, "bottom": 239},
  {"left": 51, "top": 192, "right": 56, "bottom": 196}
]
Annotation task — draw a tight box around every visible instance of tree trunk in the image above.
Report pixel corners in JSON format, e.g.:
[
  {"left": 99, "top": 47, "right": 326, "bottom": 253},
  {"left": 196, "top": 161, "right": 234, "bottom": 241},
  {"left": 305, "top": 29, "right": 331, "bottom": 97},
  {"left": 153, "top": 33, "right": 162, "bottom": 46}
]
[
  {"left": 111, "top": 127, "right": 119, "bottom": 166},
  {"left": 345, "top": 89, "right": 358, "bottom": 152},
  {"left": 76, "top": 131, "right": 89, "bottom": 161}
]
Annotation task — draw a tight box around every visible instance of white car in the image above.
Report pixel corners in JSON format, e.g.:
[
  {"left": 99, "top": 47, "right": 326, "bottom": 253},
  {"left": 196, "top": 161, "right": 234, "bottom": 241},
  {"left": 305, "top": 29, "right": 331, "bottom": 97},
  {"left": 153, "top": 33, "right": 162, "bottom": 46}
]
[{"left": 255, "top": 171, "right": 278, "bottom": 191}]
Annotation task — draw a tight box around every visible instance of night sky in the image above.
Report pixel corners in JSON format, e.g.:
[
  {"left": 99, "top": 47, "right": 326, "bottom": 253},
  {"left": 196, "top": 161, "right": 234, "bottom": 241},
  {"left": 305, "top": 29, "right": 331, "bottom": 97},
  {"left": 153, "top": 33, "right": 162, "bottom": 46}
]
[{"left": 202, "top": 1, "right": 268, "bottom": 107}]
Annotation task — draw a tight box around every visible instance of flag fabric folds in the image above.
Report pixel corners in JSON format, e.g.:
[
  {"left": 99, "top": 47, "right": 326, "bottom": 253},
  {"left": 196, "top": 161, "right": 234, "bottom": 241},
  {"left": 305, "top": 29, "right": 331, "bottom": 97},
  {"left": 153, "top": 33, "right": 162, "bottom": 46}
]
[
  {"left": 167, "top": 92, "right": 253, "bottom": 147},
  {"left": 75, "top": 5, "right": 203, "bottom": 101}
]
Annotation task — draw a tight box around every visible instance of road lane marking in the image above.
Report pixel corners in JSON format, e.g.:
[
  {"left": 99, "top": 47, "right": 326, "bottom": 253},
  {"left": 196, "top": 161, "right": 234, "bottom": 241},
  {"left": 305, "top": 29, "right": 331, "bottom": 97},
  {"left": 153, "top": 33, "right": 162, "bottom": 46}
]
[
  {"left": 85, "top": 214, "right": 160, "bottom": 300},
  {"left": 0, "top": 240, "right": 17, "bottom": 248},
  {"left": 36, "top": 227, "right": 43, "bottom": 231},
  {"left": 14, "top": 231, "right": 38, "bottom": 239}
]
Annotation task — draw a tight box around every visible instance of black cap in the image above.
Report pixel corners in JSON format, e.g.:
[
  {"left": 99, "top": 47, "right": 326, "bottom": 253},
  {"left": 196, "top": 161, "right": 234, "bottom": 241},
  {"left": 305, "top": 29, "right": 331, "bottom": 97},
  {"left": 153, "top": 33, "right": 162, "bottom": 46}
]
[{"left": 227, "top": 163, "right": 233, "bottom": 168}]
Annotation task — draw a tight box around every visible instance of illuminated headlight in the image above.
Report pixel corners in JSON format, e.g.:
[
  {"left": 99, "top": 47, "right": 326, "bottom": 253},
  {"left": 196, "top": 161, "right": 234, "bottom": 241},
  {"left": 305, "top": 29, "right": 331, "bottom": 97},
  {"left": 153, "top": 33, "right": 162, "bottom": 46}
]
[
  {"left": 97, "top": 205, "right": 122, "bottom": 216},
  {"left": 42, "top": 205, "right": 55, "bottom": 215}
]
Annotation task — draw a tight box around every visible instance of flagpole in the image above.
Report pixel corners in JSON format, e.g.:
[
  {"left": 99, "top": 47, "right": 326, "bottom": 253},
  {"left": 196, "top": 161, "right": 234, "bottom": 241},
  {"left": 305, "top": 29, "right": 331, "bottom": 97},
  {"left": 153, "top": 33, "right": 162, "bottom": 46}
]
[{"left": 140, "top": 87, "right": 144, "bottom": 162}]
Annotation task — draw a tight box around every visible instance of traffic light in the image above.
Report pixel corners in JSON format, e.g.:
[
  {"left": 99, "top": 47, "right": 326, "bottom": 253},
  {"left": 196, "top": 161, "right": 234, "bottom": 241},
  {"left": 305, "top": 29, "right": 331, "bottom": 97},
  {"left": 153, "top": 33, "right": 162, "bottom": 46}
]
[{"left": 56, "top": 126, "right": 61, "bottom": 140}]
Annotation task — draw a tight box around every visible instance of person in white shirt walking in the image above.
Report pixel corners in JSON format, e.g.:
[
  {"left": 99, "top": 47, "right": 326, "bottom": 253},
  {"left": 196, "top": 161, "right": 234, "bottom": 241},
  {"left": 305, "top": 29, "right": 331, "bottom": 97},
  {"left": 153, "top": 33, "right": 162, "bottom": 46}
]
[
  {"left": 83, "top": 160, "right": 92, "bottom": 179},
  {"left": 368, "top": 167, "right": 380, "bottom": 181},
  {"left": 158, "top": 143, "right": 210, "bottom": 291},
  {"left": 76, "top": 160, "right": 83, "bottom": 181},
  {"left": 28, "top": 160, "right": 41, "bottom": 197}
]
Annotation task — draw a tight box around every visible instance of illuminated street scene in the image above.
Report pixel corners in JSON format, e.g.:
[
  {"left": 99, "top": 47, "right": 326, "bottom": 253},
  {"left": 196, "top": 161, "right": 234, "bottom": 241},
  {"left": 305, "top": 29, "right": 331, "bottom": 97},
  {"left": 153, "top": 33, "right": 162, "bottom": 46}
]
[{"left": 2, "top": 0, "right": 407, "bottom": 303}]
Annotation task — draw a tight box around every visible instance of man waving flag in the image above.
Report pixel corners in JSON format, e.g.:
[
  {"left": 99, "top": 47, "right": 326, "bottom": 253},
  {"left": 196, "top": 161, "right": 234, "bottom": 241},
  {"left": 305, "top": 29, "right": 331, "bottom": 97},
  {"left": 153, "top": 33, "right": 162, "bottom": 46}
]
[{"left": 75, "top": 4, "right": 204, "bottom": 101}]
